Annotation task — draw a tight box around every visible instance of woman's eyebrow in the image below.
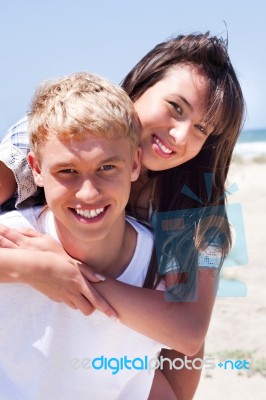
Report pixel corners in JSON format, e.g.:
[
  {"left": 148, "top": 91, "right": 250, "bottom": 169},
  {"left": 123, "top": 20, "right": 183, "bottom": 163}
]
[
  {"left": 169, "top": 92, "right": 194, "bottom": 111},
  {"left": 177, "top": 95, "right": 194, "bottom": 111}
]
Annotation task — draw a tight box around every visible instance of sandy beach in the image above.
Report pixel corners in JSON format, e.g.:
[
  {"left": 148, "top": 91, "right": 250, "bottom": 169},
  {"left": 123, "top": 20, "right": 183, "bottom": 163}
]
[{"left": 194, "top": 159, "right": 266, "bottom": 399}]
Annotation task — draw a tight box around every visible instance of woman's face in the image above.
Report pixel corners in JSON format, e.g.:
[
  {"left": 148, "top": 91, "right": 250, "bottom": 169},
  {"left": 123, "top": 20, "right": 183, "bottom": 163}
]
[{"left": 134, "top": 64, "right": 212, "bottom": 171}]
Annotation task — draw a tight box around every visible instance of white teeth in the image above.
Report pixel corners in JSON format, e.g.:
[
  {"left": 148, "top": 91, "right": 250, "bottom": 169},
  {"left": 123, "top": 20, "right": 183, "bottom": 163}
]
[
  {"left": 75, "top": 207, "right": 104, "bottom": 219},
  {"left": 154, "top": 137, "right": 172, "bottom": 154}
]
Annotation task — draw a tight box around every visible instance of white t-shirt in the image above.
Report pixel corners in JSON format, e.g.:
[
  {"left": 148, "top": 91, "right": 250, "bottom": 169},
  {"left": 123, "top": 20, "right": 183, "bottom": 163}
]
[{"left": 0, "top": 207, "right": 163, "bottom": 400}]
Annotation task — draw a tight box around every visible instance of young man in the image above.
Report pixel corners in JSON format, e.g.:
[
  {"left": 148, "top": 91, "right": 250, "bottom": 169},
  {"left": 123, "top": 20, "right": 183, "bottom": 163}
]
[{"left": 0, "top": 72, "right": 170, "bottom": 399}]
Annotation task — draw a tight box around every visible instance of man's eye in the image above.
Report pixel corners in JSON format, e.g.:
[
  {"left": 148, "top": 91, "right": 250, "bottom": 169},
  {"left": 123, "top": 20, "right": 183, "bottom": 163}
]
[
  {"left": 168, "top": 101, "right": 183, "bottom": 115},
  {"left": 99, "top": 165, "right": 115, "bottom": 171},
  {"left": 59, "top": 169, "right": 76, "bottom": 174}
]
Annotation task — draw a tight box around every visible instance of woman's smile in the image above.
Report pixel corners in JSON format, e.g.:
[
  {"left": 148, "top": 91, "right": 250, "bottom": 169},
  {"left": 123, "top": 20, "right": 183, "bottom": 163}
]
[{"left": 152, "top": 134, "right": 175, "bottom": 158}]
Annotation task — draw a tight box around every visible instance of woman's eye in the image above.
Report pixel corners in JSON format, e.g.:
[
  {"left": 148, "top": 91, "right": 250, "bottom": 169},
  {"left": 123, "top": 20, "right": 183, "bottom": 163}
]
[
  {"left": 194, "top": 124, "right": 207, "bottom": 135},
  {"left": 168, "top": 101, "right": 183, "bottom": 115},
  {"left": 99, "top": 165, "right": 115, "bottom": 171}
]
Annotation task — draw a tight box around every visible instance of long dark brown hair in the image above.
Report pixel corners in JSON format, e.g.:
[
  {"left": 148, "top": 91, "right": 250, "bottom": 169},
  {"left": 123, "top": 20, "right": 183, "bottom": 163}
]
[{"left": 122, "top": 32, "right": 245, "bottom": 298}]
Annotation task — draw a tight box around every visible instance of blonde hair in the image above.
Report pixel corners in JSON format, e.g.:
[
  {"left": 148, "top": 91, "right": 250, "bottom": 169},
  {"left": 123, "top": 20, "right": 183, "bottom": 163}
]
[{"left": 28, "top": 72, "right": 140, "bottom": 157}]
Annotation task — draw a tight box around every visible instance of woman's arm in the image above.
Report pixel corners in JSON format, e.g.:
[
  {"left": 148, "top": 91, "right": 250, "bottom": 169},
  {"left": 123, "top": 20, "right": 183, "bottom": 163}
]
[
  {"left": 0, "top": 161, "right": 17, "bottom": 205},
  {"left": 159, "top": 345, "right": 205, "bottom": 400},
  {"left": 0, "top": 223, "right": 218, "bottom": 354},
  {"left": 88, "top": 267, "right": 218, "bottom": 355},
  {"left": 0, "top": 238, "right": 118, "bottom": 320}
]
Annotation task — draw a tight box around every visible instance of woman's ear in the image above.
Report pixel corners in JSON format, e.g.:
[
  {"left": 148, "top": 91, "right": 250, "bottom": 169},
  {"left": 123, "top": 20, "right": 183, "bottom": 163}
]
[{"left": 27, "top": 152, "right": 44, "bottom": 187}]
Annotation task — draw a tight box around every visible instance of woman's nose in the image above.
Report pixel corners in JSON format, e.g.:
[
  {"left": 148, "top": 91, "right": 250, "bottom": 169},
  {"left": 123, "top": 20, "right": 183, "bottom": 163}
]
[{"left": 169, "top": 124, "right": 190, "bottom": 145}]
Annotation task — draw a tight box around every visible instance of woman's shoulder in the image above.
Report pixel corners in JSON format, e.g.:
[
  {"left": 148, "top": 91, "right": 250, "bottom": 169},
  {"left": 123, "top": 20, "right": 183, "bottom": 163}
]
[{"left": 1, "top": 115, "right": 29, "bottom": 149}]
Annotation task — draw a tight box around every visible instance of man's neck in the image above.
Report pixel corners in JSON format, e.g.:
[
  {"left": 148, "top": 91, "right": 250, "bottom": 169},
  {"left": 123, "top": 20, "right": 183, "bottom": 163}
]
[{"left": 54, "top": 217, "right": 137, "bottom": 279}]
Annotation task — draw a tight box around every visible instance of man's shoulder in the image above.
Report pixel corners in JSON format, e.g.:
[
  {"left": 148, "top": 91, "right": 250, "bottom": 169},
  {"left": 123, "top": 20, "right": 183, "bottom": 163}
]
[
  {"left": 126, "top": 216, "right": 153, "bottom": 239},
  {"left": 117, "top": 216, "right": 154, "bottom": 285}
]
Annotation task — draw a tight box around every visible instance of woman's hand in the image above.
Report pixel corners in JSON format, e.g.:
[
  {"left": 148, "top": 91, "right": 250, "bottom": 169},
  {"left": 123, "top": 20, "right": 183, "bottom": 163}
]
[
  {"left": 0, "top": 223, "right": 67, "bottom": 253},
  {"left": 26, "top": 251, "right": 118, "bottom": 319},
  {"left": 0, "top": 223, "right": 118, "bottom": 320}
]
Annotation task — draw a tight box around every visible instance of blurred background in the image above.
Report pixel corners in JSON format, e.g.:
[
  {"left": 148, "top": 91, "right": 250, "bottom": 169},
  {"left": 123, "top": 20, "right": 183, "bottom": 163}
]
[{"left": 0, "top": 0, "right": 265, "bottom": 135}]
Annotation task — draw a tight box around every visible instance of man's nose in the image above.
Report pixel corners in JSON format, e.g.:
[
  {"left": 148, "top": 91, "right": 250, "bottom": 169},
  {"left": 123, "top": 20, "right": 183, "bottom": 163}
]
[{"left": 75, "top": 179, "right": 101, "bottom": 202}]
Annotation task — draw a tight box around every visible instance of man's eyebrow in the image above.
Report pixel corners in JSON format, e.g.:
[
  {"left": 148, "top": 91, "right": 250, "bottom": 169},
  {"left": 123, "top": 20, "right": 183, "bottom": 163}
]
[
  {"left": 51, "top": 162, "right": 76, "bottom": 169},
  {"left": 100, "top": 156, "right": 127, "bottom": 164},
  {"left": 50, "top": 156, "right": 127, "bottom": 169}
]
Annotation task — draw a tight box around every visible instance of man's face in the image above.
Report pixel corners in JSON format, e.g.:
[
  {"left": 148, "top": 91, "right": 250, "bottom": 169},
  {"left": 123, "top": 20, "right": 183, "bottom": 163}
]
[{"left": 28, "top": 131, "right": 141, "bottom": 244}]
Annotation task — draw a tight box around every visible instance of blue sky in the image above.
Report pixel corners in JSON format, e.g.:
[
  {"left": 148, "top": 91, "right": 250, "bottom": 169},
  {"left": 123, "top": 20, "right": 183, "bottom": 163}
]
[{"left": 0, "top": 0, "right": 265, "bottom": 137}]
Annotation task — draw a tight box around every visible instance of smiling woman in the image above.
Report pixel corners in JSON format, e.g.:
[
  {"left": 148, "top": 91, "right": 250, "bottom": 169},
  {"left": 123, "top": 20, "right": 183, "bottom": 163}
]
[{"left": 134, "top": 64, "right": 210, "bottom": 172}]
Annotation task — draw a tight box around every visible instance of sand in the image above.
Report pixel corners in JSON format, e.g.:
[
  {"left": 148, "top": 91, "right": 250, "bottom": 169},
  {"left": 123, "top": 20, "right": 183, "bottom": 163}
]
[{"left": 194, "top": 160, "right": 266, "bottom": 399}]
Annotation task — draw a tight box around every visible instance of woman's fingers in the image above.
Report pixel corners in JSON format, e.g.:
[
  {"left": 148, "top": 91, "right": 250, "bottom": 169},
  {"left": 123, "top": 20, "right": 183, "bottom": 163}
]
[
  {"left": 0, "top": 227, "right": 117, "bottom": 319},
  {"left": 0, "top": 224, "right": 66, "bottom": 254},
  {"left": 81, "top": 283, "right": 118, "bottom": 320},
  {"left": 0, "top": 234, "right": 18, "bottom": 248},
  {"left": 78, "top": 262, "right": 106, "bottom": 283},
  {"left": 0, "top": 223, "right": 41, "bottom": 247},
  {"left": 72, "top": 293, "right": 95, "bottom": 316},
  {"left": 0, "top": 223, "right": 20, "bottom": 248},
  {"left": 16, "top": 227, "right": 43, "bottom": 237}
]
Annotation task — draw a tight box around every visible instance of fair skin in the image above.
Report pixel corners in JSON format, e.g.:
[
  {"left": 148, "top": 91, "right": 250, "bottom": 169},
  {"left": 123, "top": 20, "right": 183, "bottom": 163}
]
[{"left": 0, "top": 65, "right": 216, "bottom": 399}]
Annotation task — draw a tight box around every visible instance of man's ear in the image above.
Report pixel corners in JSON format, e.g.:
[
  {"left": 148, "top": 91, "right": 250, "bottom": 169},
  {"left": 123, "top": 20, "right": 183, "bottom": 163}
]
[
  {"left": 131, "top": 146, "right": 142, "bottom": 182},
  {"left": 27, "top": 152, "right": 44, "bottom": 187}
]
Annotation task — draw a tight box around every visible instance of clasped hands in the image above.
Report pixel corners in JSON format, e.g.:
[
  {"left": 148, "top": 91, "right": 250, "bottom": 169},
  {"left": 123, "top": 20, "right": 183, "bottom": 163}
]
[{"left": 0, "top": 223, "right": 118, "bottom": 320}]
